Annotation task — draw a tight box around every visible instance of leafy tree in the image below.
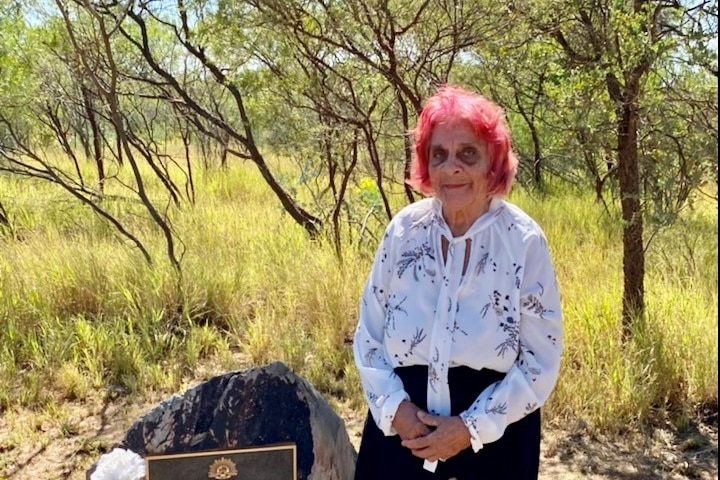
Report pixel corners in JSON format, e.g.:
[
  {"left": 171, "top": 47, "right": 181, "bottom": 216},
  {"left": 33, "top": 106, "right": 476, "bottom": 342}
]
[
  {"left": 204, "top": 0, "right": 520, "bottom": 255},
  {"left": 0, "top": 1, "right": 186, "bottom": 268},
  {"left": 511, "top": 0, "right": 718, "bottom": 332},
  {"left": 112, "top": 0, "right": 324, "bottom": 236}
]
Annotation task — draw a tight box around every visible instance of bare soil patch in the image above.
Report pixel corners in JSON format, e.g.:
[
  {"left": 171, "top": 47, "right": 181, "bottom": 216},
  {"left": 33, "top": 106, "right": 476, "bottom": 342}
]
[{"left": 1, "top": 393, "right": 716, "bottom": 480}]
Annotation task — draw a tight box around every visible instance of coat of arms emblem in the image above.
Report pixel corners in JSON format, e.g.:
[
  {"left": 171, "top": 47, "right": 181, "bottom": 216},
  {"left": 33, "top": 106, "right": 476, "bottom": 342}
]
[{"left": 208, "top": 457, "right": 238, "bottom": 479}]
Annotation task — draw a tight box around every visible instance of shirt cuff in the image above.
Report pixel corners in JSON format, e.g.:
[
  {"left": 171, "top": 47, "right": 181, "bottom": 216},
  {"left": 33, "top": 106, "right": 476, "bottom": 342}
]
[
  {"left": 423, "top": 459, "right": 438, "bottom": 472},
  {"left": 377, "top": 389, "right": 410, "bottom": 435},
  {"left": 460, "top": 411, "right": 485, "bottom": 452}
]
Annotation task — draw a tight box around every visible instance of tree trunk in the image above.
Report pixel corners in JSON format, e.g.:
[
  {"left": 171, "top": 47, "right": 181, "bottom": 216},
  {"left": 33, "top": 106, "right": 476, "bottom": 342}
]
[
  {"left": 81, "top": 84, "right": 105, "bottom": 192},
  {"left": 397, "top": 89, "right": 417, "bottom": 204},
  {"left": 610, "top": 75, "right": 645, "bottom": 336},
  {"left": 0, "top": 200, "right": 9, "bottom": 230}
]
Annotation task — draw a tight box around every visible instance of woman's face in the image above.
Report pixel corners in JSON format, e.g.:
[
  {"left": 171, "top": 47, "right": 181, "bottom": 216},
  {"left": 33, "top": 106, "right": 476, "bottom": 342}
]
[{"left": 428, "top": 121, "right": 490, "bottom": 218}]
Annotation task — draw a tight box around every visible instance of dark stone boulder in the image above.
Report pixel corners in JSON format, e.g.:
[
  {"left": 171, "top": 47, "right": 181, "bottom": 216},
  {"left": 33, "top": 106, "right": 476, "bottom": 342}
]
[{"left": 87, "top": 361, "right": 357, "bottom": 479}]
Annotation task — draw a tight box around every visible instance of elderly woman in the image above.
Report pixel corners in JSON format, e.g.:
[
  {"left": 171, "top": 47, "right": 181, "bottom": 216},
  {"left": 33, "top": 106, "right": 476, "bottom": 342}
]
[{"left": 352, "top": 85, "right": 563, "bottom": 479}]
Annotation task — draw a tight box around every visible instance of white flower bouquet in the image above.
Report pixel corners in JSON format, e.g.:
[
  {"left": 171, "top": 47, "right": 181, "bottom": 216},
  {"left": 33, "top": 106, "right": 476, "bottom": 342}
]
[{"left": 90, "top": 448, "right": 145, "bottom": 480}]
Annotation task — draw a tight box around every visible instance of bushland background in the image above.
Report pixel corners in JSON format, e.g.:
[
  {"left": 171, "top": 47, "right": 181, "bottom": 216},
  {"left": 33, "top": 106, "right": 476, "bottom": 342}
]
[{"left": 0, "top": 1, "right": 717, "bottom": 479}]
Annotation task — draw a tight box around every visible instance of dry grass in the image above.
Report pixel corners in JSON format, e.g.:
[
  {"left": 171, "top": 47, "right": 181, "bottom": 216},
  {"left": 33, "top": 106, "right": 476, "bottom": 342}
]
[{"left": 0, "top": 162, "right": 717, "bottom": 479}]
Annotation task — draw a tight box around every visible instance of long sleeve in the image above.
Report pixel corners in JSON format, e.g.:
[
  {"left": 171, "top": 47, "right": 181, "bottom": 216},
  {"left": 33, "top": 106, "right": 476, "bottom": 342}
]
[
  {"left": 353, "top": 227, "right": 410, "bottom": 436},
  {"left": 459, "top": 230, "right": 564, "bottom": 451}
]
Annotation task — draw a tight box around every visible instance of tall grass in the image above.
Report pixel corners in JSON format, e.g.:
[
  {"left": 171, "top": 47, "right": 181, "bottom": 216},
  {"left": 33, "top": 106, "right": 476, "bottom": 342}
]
[
  {"left": 516, "top": 186, "right": 718, "bottom": 432},
  {"left": 0, "top": 163, "right": 716, "bottom": 436}
]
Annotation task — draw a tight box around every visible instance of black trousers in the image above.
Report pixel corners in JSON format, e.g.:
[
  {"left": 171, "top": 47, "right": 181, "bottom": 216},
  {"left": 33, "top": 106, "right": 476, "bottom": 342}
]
[{"left": 354, "top": 365, "right": 540, "bottom": 480}]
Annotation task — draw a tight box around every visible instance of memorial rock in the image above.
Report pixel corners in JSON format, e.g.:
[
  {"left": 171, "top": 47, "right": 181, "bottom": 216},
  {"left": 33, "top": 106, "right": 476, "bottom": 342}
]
[{"left": 86, "top": 361, "right": 357, "bottom": 480}]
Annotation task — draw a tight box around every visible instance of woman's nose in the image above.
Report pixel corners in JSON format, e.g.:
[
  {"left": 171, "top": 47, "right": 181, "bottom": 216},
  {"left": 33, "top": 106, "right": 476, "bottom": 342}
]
[{"left": 443, "top": 153, "right": 463, "bottom": 170}]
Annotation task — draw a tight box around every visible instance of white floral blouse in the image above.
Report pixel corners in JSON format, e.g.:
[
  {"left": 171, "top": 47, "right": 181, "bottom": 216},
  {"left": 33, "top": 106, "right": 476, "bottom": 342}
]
[{"left": 353, "top": 196, "right": 563, "bottom": 455}]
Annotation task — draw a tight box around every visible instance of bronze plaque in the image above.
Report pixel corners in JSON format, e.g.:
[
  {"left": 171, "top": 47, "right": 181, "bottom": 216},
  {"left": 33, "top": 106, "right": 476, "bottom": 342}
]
[{"left": 145, "top": 443, "right": 296, "bottom": 480}]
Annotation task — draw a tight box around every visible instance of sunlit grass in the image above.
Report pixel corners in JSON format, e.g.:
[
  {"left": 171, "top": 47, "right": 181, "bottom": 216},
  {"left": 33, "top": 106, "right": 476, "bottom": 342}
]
[
  {"left": 507, "top": 186, "right": 717, "bottom": 432},
  {"left": 0, "top": 160, "right": 716, "bottom": 436}
]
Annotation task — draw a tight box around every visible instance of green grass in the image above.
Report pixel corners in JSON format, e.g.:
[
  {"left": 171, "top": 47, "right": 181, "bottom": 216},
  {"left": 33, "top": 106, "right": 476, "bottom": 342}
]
[{"left": 0, "top": 161, "right": 716, "bottom": 436}]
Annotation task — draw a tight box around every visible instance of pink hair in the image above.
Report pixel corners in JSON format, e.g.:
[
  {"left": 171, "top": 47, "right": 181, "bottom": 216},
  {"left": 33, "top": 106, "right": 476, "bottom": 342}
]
[{"left": 408, "top": 85, "right": 518, "bottom": 197}]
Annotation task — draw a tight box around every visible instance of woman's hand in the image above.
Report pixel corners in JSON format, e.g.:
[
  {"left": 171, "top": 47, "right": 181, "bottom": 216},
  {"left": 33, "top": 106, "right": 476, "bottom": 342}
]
[
  {"left": 392, "top": 400, "right": 433, "bottom": 441},
  {"left": 400, "top": 411, "right": 471, "bottom": 462}
]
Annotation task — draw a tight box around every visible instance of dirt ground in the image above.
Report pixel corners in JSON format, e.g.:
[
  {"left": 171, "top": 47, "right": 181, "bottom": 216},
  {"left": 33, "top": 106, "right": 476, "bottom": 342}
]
[{"left": 0, "top": 391, "right": 716, "bottom": 480}]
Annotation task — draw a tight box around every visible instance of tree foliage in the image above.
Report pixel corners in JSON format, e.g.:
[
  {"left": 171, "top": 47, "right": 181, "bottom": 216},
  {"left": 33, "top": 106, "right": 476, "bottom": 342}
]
[{"left": 0, "top": 0, "right": 716, "bottom": 330}]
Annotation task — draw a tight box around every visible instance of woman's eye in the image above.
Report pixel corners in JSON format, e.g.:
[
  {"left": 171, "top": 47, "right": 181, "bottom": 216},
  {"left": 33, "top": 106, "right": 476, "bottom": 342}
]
[
  {"left": 461, "top": 148, "right": 477, "bottom": 159},
  {"left": 431, "top": 150, "right": 447, "bottom": 165}
]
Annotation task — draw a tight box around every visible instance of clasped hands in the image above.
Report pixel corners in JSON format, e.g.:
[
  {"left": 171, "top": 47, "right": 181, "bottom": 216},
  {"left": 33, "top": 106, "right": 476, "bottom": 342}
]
[{"left": 392, "top": 399, "right": 471, "bottom": 463}]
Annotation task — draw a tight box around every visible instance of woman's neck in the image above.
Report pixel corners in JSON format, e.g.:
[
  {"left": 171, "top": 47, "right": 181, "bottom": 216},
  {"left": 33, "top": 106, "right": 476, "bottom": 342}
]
[
  {"left": 443, "top": 201, "right": 490, "bottom": 237},
  {"left": 444, "top": 210, "right": 475, "bottom": 237}
]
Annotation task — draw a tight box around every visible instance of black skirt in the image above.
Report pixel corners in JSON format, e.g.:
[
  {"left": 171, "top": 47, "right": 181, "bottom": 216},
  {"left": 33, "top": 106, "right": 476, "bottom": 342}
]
[{"left": 354, "top": 365, "right": 541, "bottom": 480}]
